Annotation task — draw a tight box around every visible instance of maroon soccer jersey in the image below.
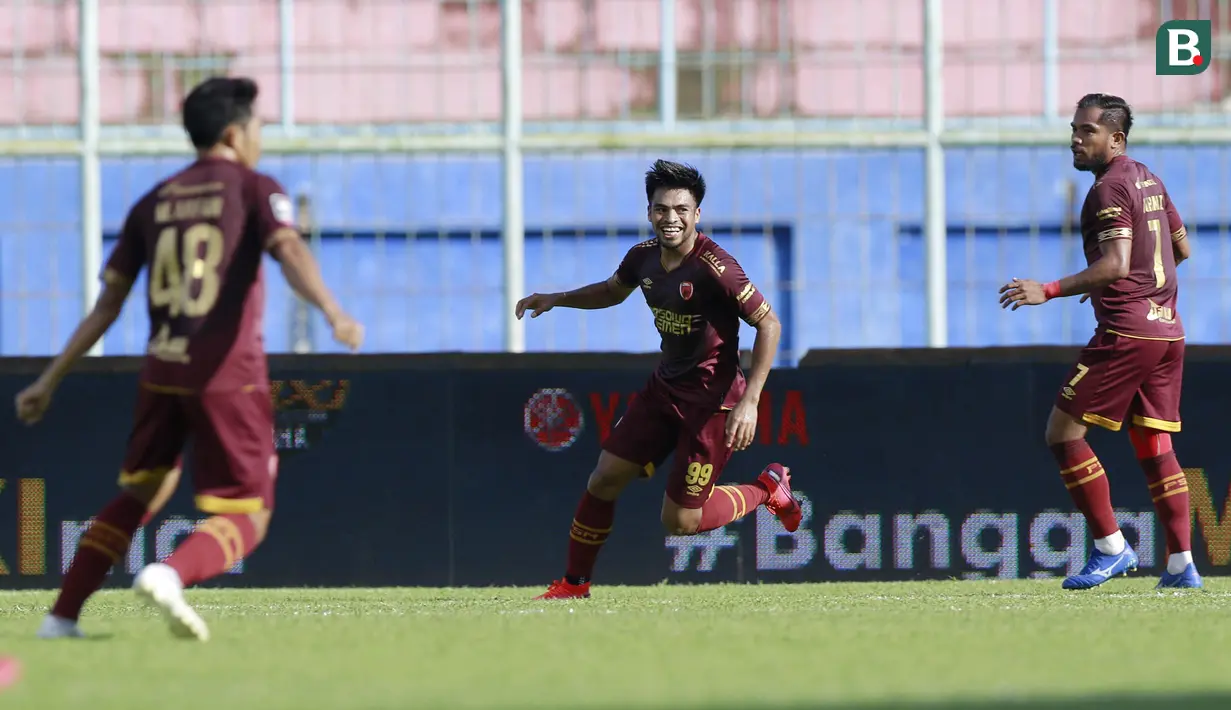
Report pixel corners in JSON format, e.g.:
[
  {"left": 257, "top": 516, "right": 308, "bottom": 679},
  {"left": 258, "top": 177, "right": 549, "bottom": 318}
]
[
  {"left": 612, "top": 234, "right": 771, "bottom": 408},
  {"left": 1079, "top": 155, "right": 1186, "bottom": 340},
  {"left": 103, "top": 157, "right": 298, "bottom": 392}
]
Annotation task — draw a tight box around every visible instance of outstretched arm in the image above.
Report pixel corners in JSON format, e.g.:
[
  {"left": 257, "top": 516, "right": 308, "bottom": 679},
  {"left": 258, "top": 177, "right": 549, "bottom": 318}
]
[
  {"left": 16, "top": 279, "right": 131, "bottom": 424},
  {"left": 27, "top": 209, "right": 143, "bottom": 401},
  {"left": 1050, "top": 237, "right": 1132, "bottom": 297},
  {"left": 259, "top": 178, "right": 363, "bottom": 351},
  {"left": 41, "top": 281, "right": 131, "bottom": 388},
  {"left": 556, "top": 276, "right": 636, "bottom": 309},
  {"left": 269, "top": 231, "right": 346, "bottom": 325},
  {"left": 516, "top": 275, "right": 636, "bottom": 319},
  {"left": 1002, "top": 178, "right": 1135, "bottom": 309},
  {"left": 1000, "top": 238, "right": 1130, "bottom": 309}
]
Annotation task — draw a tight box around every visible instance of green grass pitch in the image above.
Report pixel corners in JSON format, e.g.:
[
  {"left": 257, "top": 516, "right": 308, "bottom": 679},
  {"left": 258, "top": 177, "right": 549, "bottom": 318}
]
[{"left": 0, "top": 580, "right": 1227, "bottom": 709}]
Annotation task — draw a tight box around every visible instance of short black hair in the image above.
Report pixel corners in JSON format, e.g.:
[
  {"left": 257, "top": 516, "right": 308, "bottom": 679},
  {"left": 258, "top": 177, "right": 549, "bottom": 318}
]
[
  {"left": 1076, "top": 93, "right": 1133, "bottom": 138},
  {"left": 645, "top": 159, "right": 706, "bottom": 206},
  {"left": 181, "top": 77, "right": 259, "bottom": 149}
]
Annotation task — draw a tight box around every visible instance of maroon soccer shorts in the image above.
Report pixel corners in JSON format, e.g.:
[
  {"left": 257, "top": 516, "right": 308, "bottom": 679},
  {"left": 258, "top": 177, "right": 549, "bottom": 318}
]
[
  {"left": 118, "top": 385, "right": 278, "bottom": 513},
  {"left": 1055, "top": 331, "right": 1184, "bottom": 433},
  {"left": 600, "top": 378, "right": 733, "bottom": 509}
]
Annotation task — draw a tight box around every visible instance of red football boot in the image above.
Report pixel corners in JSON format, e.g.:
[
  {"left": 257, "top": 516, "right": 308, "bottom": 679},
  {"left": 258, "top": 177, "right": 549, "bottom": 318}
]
[
  {"left": 534, "top": 578, "right": 591, "bottom": 600},
  {"left": 758, "top": 463, "right": 802, "bottom": 532}
]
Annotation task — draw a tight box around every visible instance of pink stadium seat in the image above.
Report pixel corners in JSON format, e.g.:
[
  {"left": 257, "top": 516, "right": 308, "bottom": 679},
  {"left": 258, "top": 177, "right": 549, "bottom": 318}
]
[
  {"left": 0, "top": 77, "right": 14, "bottom": 124},
  {"left": 786, "top": 0, "right": 1150, "bottom": 52},
  {"left": 295, "top": 0, "right": 440, "bottom": 52},
  {"left": 412, "top": 60, "right": 502, "bottom": 121},
  {"left": 790, "top": 48, "right": 1220, "bottom": 119},
  {"left": 531, "top": 0, "right": 585, "bottom": 52},
  {"left": 522, "top": 61, "right": 632, "bottom": 119},
  {"left": 0, "top": 60, "right": 150, "bottom": 125},
  {"left": 295, "top": 53, "right": 503, "bottom": 123},
  {"left": 594, "top": 0, "right": 665, "bottom": 52},
  {"left": 199, "top": 2, "right": 281, "bottom": 53},
  {"left": 792, "top": 61, "right": 925, "bottom": 118},
  {"left": 225, "top": 61, "right": 283, "bottom": 123},
  {"left": 944, "top": 62, "right": 1048, "bottom": 116},
  {"left": 438, "top": 0, "right": 501, "bottom": 51},
  {"left": 97, "top": 63, "right": 154, "bottom": 123},
  {"left": 0, "top": 0, "right": 1218, "bottom": 126},
  {"left": 665, "top": 0, "right": 761, "bottom": 51},
  {"left": 789, "top": 0, "right": 921, "bottom": 50},
  {"left": 594, "top": 0, "right": 773, "bottom": 52},
  {"left": 726, "top": 0, "right": 770, "bottom": 49},
  {"left": 748, "top": 62, "right": 787, "bottom": 118},
  {"left": 942, "top": 0, "right": 1047, "bottom": 46},
  {"left": 293, "top": 0, "right": 352, "bottom": 50},
  {"left": 294, "top": 52, "right": 634, "bottom": 123},
  {"left": 1055, "top": 0, "right": 1154, "bottom": 43},
  {"left": 95, "top": 2, "right": 199, "bottom": 54},
  {"left": 8, "top": 59, "right": 77, "bottom": 124},
  {"left": 0, "top": 69, "right": 36, "bottom": 124},
  {"left": 1057, "top": 53, "right": 1223, "bottom": 114},
  {"left": 0, "top": 2, "right": 66, "bottom": 54}
]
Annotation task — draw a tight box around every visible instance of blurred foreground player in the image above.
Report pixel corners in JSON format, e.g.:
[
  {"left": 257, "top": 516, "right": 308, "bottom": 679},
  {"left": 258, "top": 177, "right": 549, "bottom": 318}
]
[
  {"left": 999, "top": 94, "right": 1199, "bottom": 590},
  {"left": 19, "top": 77, "right": 365, "bottom": 641},
  {"left": 516, "top": 160, "right": 801, "bottom": 600}
]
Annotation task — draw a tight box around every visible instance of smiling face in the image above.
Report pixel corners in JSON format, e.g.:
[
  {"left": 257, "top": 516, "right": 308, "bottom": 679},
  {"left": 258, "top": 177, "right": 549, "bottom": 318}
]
[{"left": 648, "top": 186, "right": 700, "bottom": 252}]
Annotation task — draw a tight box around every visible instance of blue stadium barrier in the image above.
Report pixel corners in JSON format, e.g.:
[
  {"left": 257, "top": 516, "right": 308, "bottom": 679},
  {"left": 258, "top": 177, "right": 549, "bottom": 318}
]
[{"left": 2, "top": 147, "right": 1229, "bottom": 355}]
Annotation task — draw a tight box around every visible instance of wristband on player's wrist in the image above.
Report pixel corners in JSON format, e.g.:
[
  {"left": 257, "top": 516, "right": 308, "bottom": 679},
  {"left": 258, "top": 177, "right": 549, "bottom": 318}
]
[{"left": 1043, "top": 281, "right": 1062, "bottom": 300}]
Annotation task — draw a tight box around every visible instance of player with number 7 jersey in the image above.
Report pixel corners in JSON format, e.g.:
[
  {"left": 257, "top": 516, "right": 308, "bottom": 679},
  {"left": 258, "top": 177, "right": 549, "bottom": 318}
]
[
  {"left": 18, "top": 77, "right": 364, "bottom": 643},
  {"left": 999, "top": 93, "right": 1200, "bottom": 592}
]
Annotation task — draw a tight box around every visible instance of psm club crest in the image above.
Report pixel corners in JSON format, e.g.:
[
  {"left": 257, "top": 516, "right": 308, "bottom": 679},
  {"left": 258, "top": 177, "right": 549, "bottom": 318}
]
[
  {"left": 524, "top": 388, "right": 585, "bottom": 452},
  {"left": 680, "top": 281, "right": 694, "bottom": 300}
]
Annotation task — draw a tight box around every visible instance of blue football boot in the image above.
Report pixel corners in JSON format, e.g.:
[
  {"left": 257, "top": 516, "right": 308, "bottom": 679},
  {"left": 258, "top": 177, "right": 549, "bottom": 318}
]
[
  {"left": 1156, "top": 563, "right": 1204, "bottom": 590},
  {"left": 1062, "top": 542, "right": 1139, "bottom": 590}
]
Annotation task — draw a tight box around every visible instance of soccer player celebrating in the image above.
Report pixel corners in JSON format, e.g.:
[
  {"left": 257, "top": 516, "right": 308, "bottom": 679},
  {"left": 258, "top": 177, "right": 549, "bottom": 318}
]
[
  {"left": 999, "top": 94, "right": 1199, "bottom": 590},
  {"left": 19, "top": 77, "right": 364, "bottom": 641},
  {"left": 516, "top": 160, "right": 802, "bottom": 600}
]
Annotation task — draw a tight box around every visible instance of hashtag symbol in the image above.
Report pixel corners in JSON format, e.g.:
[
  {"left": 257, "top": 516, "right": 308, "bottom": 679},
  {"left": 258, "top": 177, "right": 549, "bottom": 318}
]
[{"left": 664, "top": 528, "right": 739, "bottom": 572}]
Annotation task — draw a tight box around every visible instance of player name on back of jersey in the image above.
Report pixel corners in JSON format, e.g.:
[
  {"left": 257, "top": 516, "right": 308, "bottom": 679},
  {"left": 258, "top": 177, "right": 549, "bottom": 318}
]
[
  {"left": 154, "top": 183, "right": 225, "bottom": 224},
  {"left": 1082, "top": 161, "right": 1184, "bottom": 342},
  {"left": 108, "top": 160, "right": 279, "bottom": 394}
]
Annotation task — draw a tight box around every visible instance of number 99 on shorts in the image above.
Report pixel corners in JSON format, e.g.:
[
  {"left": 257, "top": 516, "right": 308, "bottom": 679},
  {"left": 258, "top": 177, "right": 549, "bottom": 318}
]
[{"left": 684, "top": 462, "right": 714, "bottom": 487}]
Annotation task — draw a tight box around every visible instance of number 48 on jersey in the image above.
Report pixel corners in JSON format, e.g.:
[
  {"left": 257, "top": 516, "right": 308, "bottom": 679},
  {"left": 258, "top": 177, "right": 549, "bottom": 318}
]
[{"left": 146, "top": 223, "right": 226, "bottom": 363}]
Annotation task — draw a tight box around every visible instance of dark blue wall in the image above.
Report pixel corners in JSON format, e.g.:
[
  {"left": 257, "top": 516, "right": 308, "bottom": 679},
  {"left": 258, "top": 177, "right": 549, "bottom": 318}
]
[
  {"left": 3, "top": 147, "right": 1231, "bottom": 359},
  {"left": 0, "top": 349, "right": 1228, "bottom": 590}
]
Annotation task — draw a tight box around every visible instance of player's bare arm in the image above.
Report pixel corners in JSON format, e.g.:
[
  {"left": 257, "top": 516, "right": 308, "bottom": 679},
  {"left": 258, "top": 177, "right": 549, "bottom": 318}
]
[
  {"left": 1163, "top": 192, "right": 1190, "bottom": 266},
  {"left": 515, "top": 275, "right": 635, "bottom": 319},
  {"left": 15, "top": 279, "right": 132, "bottom": 425},
  {"left": 999, "top": 239, "right": 1131, "bottom": 311},
  {"left": 269, "top": 230, "right": 363, "bottom": 351},
  {"left": 726, "top": 308, "right": 781, "bottom": 451},
  {"left": 1172, "top": 227, "right": 1190, "bottom": 266}
]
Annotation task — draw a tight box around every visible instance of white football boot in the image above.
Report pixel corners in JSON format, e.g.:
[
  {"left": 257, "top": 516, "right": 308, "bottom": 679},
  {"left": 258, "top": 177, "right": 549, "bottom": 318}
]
[{"left": 133, "top": 563, "right": 210, "bottom": 642}]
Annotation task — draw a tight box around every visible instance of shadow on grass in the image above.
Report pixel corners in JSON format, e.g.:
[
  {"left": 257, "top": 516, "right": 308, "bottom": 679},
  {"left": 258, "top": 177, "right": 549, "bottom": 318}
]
[
  {"left": 852, "top": 695, "right": 1231, "bottom": 710},
  {"left": 0, "top": 632, "right": 115, "bottom": 642},
  {"left": 576, "top": 695, "right": 1231, "bottom": 710}
]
